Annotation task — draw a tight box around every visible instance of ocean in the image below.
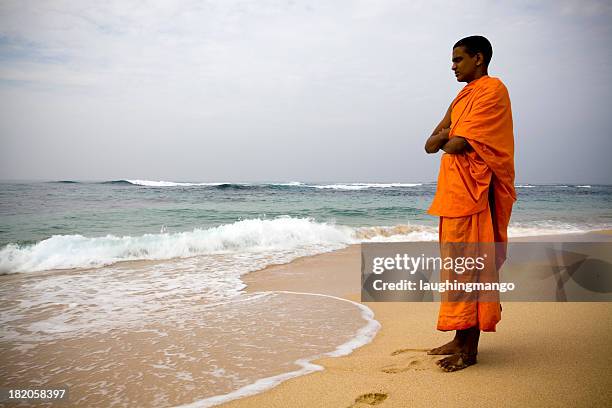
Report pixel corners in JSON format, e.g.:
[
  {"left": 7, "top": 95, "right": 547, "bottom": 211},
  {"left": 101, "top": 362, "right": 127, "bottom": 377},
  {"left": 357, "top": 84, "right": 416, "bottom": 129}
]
[{"left": 1, "top": 180, "right": 611, "bottom": 406}]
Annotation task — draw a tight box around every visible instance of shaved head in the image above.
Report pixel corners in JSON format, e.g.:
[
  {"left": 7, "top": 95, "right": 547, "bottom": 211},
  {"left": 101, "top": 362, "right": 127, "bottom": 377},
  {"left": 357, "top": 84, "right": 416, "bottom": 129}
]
[{"left": 453, "top": 35, "right": 493, "bottom": 67}]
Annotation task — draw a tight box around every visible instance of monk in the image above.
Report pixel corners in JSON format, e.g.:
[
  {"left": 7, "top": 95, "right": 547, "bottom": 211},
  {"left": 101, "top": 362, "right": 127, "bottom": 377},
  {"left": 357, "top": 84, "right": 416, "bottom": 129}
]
[{"left": 424, "top": 35, "right": 516, "bottom": 372}]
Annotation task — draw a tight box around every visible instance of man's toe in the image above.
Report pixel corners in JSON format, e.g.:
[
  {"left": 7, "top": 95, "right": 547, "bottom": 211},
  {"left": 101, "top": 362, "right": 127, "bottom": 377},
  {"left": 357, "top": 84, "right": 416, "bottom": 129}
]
[
  {"left": 445, "top": 364, "right": 459, "bottom": 372},
  {"left": 437, "top": 358, "right": 449, "bottom": 368}
]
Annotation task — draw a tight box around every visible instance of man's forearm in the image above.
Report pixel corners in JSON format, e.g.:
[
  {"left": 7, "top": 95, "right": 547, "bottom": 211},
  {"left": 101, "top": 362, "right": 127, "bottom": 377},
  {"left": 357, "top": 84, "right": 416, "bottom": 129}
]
[
  {"left": 441, "top": 136, "right": 473, "bottom": 154},
  {"left": 425, "top": 131, "right": 449, "bottom": 154},
  {"left": 425, "top": 104, "right": 453, "bottom": 154}
]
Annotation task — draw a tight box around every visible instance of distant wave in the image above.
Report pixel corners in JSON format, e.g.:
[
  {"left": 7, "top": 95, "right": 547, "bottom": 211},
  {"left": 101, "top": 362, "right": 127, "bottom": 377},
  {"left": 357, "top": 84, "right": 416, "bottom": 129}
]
[
  {"left": 270, "top": 181, "right": 305, "bottom": 187},
  {"left": 306, "top": 183, "right": 422, "bottom": 190},
  {"left": 100, "top": 180, "right": 260, "bottom": 189},
  {"left": 97, "top": 180, "right": 424, "bottom": 190},
  {"left": 215, "top": 183, "right": 260, "bottom": 190},
  {"left": 124, "top": 181, "right": 308, "bottom": 189},
  {"left": 40, "top": 180, "right": 604, "bottom": 189},
  {"left": 101, "top": 180, "right": 135, "bottom": 185},
  {"left": 515, "top": 184, "right": 599, "bottom": 189},
  {"left": 125, "top": 180, "right": 231, "bottom": 187}
]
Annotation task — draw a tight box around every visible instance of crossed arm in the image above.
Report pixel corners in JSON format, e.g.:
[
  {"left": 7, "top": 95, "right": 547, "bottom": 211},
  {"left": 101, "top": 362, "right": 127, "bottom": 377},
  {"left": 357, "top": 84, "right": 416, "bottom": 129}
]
[{"left": 424, "top": 104, "right": 473, "bottom": 154}]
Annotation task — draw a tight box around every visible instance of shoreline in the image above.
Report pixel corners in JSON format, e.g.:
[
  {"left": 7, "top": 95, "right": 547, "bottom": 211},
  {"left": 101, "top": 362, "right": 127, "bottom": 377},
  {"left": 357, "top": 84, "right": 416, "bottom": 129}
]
[
  {"left": 177, "top": 291, "right": 381, "bottom": 408},
  {"left": 1, "top": 229, "right": 610, "bottom": 406},
  {"left": 213, "top": 229, "right": 612, "bottom": 407}
]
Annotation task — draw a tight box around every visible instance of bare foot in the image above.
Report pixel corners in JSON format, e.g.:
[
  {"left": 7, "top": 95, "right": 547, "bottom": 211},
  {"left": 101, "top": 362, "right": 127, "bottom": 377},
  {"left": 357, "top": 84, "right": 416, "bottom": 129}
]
[
  {"left": 436, "top": 352, "right": 477, "bottom": 372},
  {"left": 427, "top": 338, "right": 462, "bottom": 355}
]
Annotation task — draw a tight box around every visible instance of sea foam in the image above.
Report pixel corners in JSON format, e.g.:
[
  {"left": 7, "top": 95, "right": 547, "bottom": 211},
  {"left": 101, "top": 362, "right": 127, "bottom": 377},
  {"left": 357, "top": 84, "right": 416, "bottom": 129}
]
[
  {"left": 0, "top": 216, "right": 440, "bottom": 274},
  {"left": 0, "top": 217, "right": 353, "bottom": 274},
  {"left": 1, "top": 215, "right": 604, "bottom": 275}
]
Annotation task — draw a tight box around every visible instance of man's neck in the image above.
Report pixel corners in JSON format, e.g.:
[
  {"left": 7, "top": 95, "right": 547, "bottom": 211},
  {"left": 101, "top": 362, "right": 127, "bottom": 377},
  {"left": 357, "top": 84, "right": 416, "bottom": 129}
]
[{"left": 467, "top": 71, "right": 489, "bottom": 83}]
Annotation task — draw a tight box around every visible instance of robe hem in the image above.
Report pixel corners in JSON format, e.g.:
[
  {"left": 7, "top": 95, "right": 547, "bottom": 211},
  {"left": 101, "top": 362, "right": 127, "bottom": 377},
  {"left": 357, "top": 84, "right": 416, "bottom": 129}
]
[{"left": 437, "top": 324, "right": 497, "bottom": 333}]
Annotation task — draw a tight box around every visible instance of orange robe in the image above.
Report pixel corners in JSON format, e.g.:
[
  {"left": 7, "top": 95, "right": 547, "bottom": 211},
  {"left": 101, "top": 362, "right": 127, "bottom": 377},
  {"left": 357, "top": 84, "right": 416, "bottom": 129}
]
[{"left": 427, "top": 75, "right": 516, "bottom": 332}]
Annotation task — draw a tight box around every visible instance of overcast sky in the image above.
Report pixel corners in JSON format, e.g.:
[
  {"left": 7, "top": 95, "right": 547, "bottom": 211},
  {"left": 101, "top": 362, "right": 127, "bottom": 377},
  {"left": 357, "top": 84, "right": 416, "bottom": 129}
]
[{"left": 1, "top": 0, "right": 611, "bottom": 184}]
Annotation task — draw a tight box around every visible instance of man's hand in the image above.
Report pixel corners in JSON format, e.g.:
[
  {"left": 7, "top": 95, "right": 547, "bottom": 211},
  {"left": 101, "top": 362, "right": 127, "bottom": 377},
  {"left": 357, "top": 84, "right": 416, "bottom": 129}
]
[
  {"left": 437, "top": 128, "right": 450, "bottom": 140},
  {"left": 425, "top": 104, "right": 452, "bottom": 154},
  {"left": 441, "top": 136, "right": 473, "bottom": 154},
  {"left": 425, "top": 127, "right": 450, "bottom": 153}
]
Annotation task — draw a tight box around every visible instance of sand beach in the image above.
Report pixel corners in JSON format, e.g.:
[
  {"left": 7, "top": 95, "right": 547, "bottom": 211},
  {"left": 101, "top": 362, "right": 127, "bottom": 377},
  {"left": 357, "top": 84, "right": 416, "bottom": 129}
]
[
  {"left": 219, "top": 231, "right": 612, "bottom": 407},
  {"left": 1, "top": 230, "right": 611, "bottom": 407}
]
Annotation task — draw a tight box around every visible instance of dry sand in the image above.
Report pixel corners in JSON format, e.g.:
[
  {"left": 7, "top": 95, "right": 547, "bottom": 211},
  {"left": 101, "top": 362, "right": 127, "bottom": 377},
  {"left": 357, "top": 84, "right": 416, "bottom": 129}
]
[{"left": 220, "top": 232, "right": 612, "bottom": 408}]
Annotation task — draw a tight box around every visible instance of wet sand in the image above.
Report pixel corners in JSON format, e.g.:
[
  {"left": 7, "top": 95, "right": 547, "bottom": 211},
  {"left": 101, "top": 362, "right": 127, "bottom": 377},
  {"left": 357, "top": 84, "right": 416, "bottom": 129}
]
[
  {"left": 220, "top": 231, "right": 612, "bottom": 407},
  {"left": 0, "top": 254, "right": 372, "bottom": 407}
]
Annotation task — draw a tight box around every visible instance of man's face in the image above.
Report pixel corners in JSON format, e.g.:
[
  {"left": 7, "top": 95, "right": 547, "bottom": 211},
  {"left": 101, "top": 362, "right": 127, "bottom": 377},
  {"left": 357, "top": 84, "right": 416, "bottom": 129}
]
[{"left": 452, "top": 46, "right": 479, "bottom": 83}]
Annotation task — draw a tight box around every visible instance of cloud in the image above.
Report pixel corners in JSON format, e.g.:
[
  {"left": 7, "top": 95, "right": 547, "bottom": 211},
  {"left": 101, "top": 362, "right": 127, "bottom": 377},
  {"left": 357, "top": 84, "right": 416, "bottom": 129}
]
[{"left": 0, "top": 0, "right": 611, "bottom": 183}]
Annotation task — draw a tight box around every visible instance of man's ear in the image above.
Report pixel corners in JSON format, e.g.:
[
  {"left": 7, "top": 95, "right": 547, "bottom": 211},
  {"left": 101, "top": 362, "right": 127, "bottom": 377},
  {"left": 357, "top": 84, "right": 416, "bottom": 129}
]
[{"left": 475, "top": 52, "right": 484, "bottom": 67}]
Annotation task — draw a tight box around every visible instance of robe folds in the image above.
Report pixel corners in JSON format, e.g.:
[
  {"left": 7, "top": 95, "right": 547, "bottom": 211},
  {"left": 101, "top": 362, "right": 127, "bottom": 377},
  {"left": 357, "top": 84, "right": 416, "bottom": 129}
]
[{"left": 427, "top": 75, "right": 516, "bottom": 332}]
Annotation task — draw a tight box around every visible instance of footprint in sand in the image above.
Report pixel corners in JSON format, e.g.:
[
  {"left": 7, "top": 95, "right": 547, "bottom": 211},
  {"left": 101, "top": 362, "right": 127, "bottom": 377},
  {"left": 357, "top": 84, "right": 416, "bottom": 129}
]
[
  {"left": 381, "top": 349, "right": 438, "bottom": 373},
  {"left": 349, "top": 392, "right": 388, "bottom": 407},
  {"left": 390, "top": 348, "right": 430, "bottom": 356}
]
